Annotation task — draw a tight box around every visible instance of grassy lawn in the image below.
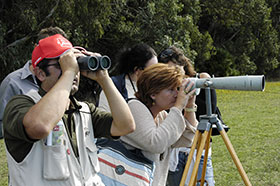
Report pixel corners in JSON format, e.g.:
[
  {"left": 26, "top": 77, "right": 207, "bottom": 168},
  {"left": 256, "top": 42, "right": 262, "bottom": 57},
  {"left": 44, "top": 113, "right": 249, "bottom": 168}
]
[
  {"left": 0, "top": 81, "right": 279, "bottom": 185},
  {"left": 212, "top": 81, "right": 280, "bottom": 186},
  {"left": 0, "top": 139, "right": 8, "bottom": 186}
]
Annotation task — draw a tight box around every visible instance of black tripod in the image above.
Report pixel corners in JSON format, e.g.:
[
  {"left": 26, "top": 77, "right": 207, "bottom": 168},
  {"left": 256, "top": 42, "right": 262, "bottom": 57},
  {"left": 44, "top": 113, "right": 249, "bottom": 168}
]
[{"left": 179, "top": 87, "right": 252, "bottom": 186}]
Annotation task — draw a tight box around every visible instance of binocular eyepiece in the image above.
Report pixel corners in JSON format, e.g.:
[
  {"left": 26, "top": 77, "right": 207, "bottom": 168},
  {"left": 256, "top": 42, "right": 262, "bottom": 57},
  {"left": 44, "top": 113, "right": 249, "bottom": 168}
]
[{"left": 77, "top": 55, "right": 111, "bottom": 71}]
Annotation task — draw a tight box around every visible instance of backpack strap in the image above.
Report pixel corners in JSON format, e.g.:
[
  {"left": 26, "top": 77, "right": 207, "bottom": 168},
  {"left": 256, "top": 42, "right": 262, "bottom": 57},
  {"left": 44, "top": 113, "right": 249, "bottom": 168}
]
[
  {"left": 112, "top": 74, "right": 128, "bottom": 99},
  {"left": 126, "top": 97, "right": 137, "bottom": 103}
]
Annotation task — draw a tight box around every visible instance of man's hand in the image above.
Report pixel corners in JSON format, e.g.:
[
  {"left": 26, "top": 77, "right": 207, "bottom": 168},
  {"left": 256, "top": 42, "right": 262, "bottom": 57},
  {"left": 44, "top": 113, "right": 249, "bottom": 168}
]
[
  {"left": 78, "top": 51, "right": 111, "bottom": 85},
  {"left": 59, "top": 49, "right": 79, "bottom": 75},
  {"left": 81, "top": 68, "right": 110, "bottom": 83}
]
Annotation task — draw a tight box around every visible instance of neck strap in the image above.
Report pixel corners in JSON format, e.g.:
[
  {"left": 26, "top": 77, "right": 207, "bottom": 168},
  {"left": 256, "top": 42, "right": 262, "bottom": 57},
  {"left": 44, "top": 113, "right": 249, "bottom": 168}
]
[{"left": 127, "top": 73, "right": 137, "bottom": 93}]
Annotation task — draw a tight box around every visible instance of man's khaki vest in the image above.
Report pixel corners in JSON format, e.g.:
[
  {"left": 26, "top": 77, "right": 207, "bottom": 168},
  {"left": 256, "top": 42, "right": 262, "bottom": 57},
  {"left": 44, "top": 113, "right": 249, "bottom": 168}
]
[{"left": 5, "top": 90, "right": 104, "bottom": 186}]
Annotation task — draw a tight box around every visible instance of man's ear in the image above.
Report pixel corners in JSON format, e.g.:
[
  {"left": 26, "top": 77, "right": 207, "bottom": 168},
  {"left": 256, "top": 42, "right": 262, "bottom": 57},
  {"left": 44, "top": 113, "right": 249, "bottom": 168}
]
[
  {"left": 33, "top": 67, "right": 46, "bottom": 82},
  {"left": 150, "top": 94, "right": 156, "bottom": 100}
]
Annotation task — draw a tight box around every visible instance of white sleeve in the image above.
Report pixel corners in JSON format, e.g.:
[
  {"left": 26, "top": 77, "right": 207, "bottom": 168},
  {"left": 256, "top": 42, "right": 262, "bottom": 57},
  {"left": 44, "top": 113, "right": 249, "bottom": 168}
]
[
  {"left": 121, "top": 100, "right": 186, "bottom": 154},
  {"left": 97, "top": 90, "right": 111, "bottom": 112}
]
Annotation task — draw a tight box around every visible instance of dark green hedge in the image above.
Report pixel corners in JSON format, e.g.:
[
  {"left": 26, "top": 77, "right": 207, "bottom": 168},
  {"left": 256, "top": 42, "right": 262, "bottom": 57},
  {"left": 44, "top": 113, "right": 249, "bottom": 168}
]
[{"left": 1, "top": 0, "right": 279, "bottom": 83}]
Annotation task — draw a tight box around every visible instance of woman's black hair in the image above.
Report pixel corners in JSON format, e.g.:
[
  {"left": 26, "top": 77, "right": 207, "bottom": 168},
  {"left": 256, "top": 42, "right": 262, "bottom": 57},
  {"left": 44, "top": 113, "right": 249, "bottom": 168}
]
[{"left": 116, "top": 43, "right": 157, "bottom": 74}]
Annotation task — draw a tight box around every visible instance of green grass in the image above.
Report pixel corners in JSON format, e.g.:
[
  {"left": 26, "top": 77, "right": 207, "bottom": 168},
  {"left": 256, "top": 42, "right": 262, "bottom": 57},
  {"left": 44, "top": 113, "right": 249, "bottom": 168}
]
[
  {"left": 0, "top": 82, "right": 279, "bottom": 186},
  {"left": 212, "top": 82, "right": 280, "bottom": 186},
  {"left": 0, "top": 139, "right": 8, "bottom": 186}
]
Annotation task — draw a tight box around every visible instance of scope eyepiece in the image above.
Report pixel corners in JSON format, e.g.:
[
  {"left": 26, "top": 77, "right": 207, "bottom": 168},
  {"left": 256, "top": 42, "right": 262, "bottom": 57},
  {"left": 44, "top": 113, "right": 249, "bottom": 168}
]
[{"left": 77, "top": 55, "right": 111, "bottom": 71}]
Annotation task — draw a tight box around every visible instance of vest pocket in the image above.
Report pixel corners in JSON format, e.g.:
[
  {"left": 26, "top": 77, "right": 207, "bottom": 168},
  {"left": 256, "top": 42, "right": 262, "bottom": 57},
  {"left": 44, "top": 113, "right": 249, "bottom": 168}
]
[
  {"left": 43, "top": 145, "right": 70, "bottom": 180},
  {"left": 86, "top": 141, "right": 100, "bottom": 173}
]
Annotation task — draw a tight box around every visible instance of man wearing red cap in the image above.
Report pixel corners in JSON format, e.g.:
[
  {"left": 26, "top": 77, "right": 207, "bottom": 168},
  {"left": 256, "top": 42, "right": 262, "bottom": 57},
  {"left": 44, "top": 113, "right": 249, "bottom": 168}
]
[
  {"left": 3, "top": 34, "right": 135, "bottom": 186},
  {"left": 0, "top": 26, "right": 68, "bottom": 139}
]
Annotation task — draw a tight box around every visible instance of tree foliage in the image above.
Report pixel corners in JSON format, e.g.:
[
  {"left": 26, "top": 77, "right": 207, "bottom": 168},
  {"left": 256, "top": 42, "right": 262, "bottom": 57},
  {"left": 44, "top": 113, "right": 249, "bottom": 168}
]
[
  {"left": 1, "top": 0, "right": 279, "bottom": 84},
  {"left": 198, "top": 0, "right": 279, "bottom": 76}
]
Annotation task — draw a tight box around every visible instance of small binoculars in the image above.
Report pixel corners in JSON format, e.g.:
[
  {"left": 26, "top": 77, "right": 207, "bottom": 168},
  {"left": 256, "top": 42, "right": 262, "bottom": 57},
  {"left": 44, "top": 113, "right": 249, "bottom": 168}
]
[{"left": 78, "top": 55, "right": 111, "bottom": 71}]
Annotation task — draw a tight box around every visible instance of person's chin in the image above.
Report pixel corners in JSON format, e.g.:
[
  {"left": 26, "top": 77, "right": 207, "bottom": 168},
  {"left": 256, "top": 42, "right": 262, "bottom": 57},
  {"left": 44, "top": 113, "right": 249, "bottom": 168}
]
[
  {"left": 166, "top": 103, "right": 174, "bottom": 110},
  {"left": 165, "top": 104, "right": 173, "bottom": 110}
]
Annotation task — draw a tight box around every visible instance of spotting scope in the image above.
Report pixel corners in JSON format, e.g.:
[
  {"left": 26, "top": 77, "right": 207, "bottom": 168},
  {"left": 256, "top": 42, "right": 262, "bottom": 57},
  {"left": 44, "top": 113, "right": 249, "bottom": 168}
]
[{"left": 188, "top": 75, "right": 265, "bottom": 92}]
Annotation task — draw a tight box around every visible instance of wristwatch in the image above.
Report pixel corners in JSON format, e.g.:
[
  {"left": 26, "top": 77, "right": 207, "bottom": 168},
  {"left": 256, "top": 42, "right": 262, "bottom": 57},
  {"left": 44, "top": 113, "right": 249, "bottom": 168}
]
[{"left": 185, "top": 104, "right": 197, "bottom": 112}]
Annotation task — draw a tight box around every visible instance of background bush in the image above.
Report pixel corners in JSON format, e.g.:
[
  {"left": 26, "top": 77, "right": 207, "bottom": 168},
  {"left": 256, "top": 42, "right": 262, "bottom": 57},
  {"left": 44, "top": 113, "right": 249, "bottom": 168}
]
[{"left": 1, "top": 0, "right": 280, "bottom": 81}]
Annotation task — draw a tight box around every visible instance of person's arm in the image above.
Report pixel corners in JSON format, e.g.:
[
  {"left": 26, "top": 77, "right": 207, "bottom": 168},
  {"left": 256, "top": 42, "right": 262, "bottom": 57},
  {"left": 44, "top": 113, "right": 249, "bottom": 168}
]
[
  {"left": 174, "top": 78, "right": 198, "bottom": 127},
  {"left": 183, "top": 94, "right": 198, "bottom": 127},
  {"left": 23, "top": 50, "right": 79, "bottom": 139},
  {"left": 171, "top": 78, "right": 198, "bottom": 148},
  {"left": 81, "top": 65, "right": 135, "bottom": 137},
  {"left": 121, "top": 100, "right": 187, "bottom": 154},
  {"left": 171, "top": 87, "right": 198, "bottom": 149}
]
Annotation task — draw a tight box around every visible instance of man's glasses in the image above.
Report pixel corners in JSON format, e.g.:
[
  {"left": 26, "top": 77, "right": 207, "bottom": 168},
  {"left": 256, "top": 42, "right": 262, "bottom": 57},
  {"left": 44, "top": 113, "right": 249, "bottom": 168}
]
[
  {"left": 158, "top": 48, "right": 174, "bottom": 63},
  {"left": 45, "top": 63, "right": 61, "bottom": 69}
]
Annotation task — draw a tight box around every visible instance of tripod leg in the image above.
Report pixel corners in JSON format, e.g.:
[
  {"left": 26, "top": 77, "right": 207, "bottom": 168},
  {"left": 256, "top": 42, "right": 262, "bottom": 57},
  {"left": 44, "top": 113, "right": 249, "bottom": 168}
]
[
  {"left": 193, "top": 131, "right": 204, "bottom": 185},
  {"left": 189, "top": 131, "right": 209, "bottom": 186},
  {"left": 219, "top": 129, "right": 252, "bottom": 186},
  {"left": 180, "top": 130, "right": 201, "bottom": 186},
  {"left": 199, "top": 128, "right": 212, "bottom": 185}
]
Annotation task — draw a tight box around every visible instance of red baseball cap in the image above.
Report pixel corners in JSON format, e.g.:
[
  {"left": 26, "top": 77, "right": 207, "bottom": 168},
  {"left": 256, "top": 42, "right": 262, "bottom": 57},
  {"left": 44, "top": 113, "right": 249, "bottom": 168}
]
[{"left": 32, "top": 34, "right": 73, "bottom": 68}]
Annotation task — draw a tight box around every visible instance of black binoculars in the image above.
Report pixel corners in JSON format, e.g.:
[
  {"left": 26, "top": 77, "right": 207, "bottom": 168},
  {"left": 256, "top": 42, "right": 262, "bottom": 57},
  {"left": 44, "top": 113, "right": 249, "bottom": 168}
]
[{"left": 77, "top": 55, "right": 111, "bottom": 71}]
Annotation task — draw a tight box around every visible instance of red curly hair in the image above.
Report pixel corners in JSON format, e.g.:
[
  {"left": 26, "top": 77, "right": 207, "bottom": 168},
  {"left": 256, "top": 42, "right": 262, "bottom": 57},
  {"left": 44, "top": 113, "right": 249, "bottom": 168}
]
[{"left": 135, "top": 63, "right": 184, "bottom": 107}]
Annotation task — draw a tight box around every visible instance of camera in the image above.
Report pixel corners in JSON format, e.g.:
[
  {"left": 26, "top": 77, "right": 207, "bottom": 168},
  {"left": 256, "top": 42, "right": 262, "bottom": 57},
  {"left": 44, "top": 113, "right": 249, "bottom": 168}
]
[{"left": 77, "top": 55, "right": 111, "bottom": 71}]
